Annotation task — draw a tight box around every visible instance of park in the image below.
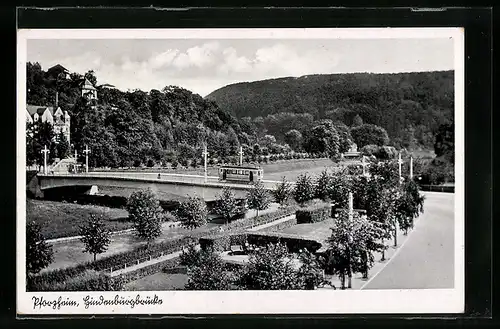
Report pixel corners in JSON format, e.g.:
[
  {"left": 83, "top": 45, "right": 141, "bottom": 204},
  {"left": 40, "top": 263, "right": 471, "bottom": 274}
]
[{"left": 25, "top": 147, "right": 454, "bottom": 292}]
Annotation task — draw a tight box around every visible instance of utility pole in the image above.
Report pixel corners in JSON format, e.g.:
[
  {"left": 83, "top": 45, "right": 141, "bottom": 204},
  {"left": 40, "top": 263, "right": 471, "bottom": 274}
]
[
  {"left": 83, "top": 145, "right": 91, "bottom": 173},
  {"left": 410, "top": 156, "right": 414, "bottom": 180},
  {"left": 202, "top": 144, "right": 209, "bottom": 183},
  {"left": 41, "top": 145, "right": 50, "bottom": 175},
  {"left": 398, "top": 152, "right": 403, "bottom": 184},
  {"left": 348, "top": 192, "right": 354, "bottom": 221},
  {"left": 362, "top": 155, "right": 367, "bottom": 176},
  {"left": 239, "top": 146, "right": 243, "bottom": 166}
]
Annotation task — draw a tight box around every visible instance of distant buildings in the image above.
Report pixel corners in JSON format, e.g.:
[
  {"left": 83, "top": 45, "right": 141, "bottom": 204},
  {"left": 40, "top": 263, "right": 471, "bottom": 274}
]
[
  {"left": 99, "top": 83, "right": 116, "bottom": 90},
  {"left": 81, "top": 78, "right": 98, "bottom": 100},
  {"left": 26, "top": 105, "right": 71, "bottom": 145},
  {"left": 46, "top": 64, "right": 71, "bottom": 80}
]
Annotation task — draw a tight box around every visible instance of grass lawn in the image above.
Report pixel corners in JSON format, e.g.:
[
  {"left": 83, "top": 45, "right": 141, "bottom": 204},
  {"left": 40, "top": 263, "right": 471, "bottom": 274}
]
[
  {"left": 99, "top": 186, "right": 189, "bottom": 201},
  {"left": 277, "top": 218, "right": 337, "bottom": 244},
  {"left": 26, "top": 198, "right": 131, "bottom": 240},
  {"left": 124, "top": 272, "right": 188, "bottom": 291}
]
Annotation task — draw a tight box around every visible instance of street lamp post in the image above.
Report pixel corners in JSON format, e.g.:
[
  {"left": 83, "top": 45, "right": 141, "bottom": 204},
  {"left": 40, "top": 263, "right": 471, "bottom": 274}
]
[
  {"left": 41, "top": 145, "right": 50, "bottom": 175},
  {"left": 239, "top": 146, "right": 243, "bottom": 166},
  {"left": 202, "top": 144, "right": 209, "bottom": 183},
  {"left": 410, "top": 156, "right": 414, "bottom": 180},
  {"left": 398, "top": 152, "right": 403, "bottom": 184},
  {"left": 83, "top": 145, "right": 91, "bottom": 173}
]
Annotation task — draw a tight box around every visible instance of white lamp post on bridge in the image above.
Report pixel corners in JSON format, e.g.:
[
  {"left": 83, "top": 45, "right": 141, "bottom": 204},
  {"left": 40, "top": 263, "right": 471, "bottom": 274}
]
[
  {"left": 41, "top": 145, "right": 50, "bottom": 175},
  {"left": 410, "top": 156, "right": 414, "bottom": 180},
  {"left": 398, "top": 152, "right": 403, "bottom": 184},
  {"left": 83, "top": 145, "right": 91, "bottom": 173},
  {"left": 239, "top": 146, "right": 243, "bottom": 166}
]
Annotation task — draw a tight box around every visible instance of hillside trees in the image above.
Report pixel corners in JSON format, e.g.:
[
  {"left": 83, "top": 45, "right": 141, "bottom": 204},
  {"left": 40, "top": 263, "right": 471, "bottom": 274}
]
[
  {"left": 302, "top": 121, "right": 340, "bottom": 157},
  {"left": 207, "top": 71, "right": 454, "bottom": 150},
  {"left": 350, "top": 124, "right": 390, "bottom": 148},
  {"left": 284, "top": 129, "right": 303, "bottom": 151}
]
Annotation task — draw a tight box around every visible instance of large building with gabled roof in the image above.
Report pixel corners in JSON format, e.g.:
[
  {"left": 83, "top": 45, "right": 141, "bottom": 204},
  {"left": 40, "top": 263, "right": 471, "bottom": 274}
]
[{"left": 26, "top": 105, "right": 71, "bottom": 145}]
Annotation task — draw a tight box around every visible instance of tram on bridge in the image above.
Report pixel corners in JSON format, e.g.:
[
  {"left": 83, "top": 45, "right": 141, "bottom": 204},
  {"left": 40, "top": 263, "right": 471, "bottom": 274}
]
[{"left": 218, "top": 165, "right": 263, "bottom": 183}]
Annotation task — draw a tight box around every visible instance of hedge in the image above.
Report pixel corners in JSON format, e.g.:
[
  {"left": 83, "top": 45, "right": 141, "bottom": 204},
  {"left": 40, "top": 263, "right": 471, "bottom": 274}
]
[
  {"left": 115, "top": 257, "right": 181, "bottom": 285},
  {"left": 246, "top": 232, "right": 323, "bottom": 253},
  {"left": 296, "top": 202, "right": 331, "bottom": 224},
  {"left": 27, "top": 270, "right": 123, "bottom": 292}
]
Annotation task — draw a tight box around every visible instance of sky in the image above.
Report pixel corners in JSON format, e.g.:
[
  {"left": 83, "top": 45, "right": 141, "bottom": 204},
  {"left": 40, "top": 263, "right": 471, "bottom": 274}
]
[{"left": 27, "top": 38, "right": 454, "bottom": 97}]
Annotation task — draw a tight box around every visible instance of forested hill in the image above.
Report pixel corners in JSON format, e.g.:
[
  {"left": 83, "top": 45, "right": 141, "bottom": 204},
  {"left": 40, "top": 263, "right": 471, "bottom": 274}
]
[{"left": 206, "top": 71, "right": 454, "bottom": 149}]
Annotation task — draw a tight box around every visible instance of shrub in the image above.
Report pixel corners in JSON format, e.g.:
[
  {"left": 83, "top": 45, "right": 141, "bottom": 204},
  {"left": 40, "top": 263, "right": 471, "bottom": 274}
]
[
  {"left": 116, "top": 257, "right": 181, "bottom": 285},
  {"left": 296, "top": 201, "right": 331, "bottom": 223},
  {"left": 199, "top": 234, "right": 232, "bottom": 252},
  {"left": 146, "top": 159, "right": 155, "bottom": 167},
  {"left": 28, "top": 270, "right": 122, "bottom": 291},
  {"left": 246, "top": 233, "right": 323, "bottom": 254},
  {"left": 360, "top": 144, "right": 379, "bottom": 156}
]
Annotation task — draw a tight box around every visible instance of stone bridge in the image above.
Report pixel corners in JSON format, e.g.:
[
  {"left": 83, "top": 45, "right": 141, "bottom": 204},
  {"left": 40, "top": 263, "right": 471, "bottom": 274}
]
[{"left": 31, "top": 172, "right": 283, "bottom": 201}]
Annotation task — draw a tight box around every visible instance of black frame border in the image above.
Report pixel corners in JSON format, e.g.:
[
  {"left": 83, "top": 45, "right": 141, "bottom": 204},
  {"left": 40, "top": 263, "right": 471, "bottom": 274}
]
[{"left": 3, "top": 5, "right": 493, "bottom": 326}]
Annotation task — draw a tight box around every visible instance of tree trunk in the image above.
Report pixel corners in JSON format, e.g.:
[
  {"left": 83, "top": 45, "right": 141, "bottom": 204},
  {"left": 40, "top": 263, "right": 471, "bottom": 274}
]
[
  {"left": 256, "top": 209, "right": 259, "bottom": 217},
  {"left": 363, "top": 251, "right": 369, "bottom": 279},
  {"left": 394, "top": 223, "right": 398, "bottom": 247},
  {"left": 340, "top": 273, "right": 345, "bottom": 290},
  {"left": 93, "top": 253, "right": 96, "bottom": 262},
  {"left": 348, "top": 270, "right": 352, "bottom": 289},
  {"left": 381, "top": 238, "right": 386, "bottom": 261}
]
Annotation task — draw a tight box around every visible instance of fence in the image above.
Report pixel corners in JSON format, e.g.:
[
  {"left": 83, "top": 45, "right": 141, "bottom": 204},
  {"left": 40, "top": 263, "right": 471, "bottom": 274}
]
[
  {"left": 418, "top": 184, "right": 455, "bottom": 193},
  {"left": 103, "top": 247, "right": 185, "bottom": 274}
]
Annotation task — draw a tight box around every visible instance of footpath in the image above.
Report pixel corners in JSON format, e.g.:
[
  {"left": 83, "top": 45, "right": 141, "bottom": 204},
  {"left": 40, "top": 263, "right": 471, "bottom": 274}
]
[{"left": 108, "top": 213, "right": 296, "bottom": 278}]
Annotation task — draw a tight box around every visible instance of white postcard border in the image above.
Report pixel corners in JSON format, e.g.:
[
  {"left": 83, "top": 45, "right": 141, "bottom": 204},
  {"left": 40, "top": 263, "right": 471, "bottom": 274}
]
[{"left": 16, "top": 27, "right": 465, "bottom": 315}]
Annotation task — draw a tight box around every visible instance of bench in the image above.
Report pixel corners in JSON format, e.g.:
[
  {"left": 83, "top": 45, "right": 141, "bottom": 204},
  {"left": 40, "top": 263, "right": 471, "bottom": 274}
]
[{"left": 230, "top": 245, "right": 244, "bottom": 253}]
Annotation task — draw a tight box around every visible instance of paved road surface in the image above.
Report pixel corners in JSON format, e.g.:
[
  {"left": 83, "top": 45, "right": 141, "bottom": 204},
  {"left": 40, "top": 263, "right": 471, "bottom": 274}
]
[{"left": 362, "top": 192, "right": 455, "bottom": 289}]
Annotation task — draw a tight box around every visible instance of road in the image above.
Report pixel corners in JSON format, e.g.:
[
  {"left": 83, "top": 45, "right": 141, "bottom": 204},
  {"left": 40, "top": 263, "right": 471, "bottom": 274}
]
[{"left": 362, "top": 192, "right": 455, "bottom": 289}]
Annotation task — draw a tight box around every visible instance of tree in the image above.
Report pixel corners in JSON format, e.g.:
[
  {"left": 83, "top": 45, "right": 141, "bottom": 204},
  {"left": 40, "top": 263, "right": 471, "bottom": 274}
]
[
  {"left": 26, "top": 122, "right": 37, "bottom": 167},
  {"left": 35, "top": 122, "right": 56, "bottom": 166},
  {"left": 176, "top": 195, "right": 208, "bottom": 229},
  {"left": 79, "top": 214, "right": 111, "bottom": 261},
  {"left": 434, "top": 122, "right": 454, "bottom": 162},
  {"left": 303, "top": 123, "right": 340, "bottom": 157},
  {"left": 315, "top": 170, "right": 332, "bottom": 201},
  {"left": 213, "top": 187, "right": 238, "bottom": 224},
  {"left": 296, "top": 249, "right": 327, "bottom": 290},
  {"left": 328, "top": 171, "right": 351, "bottom": 208},
  {"left": 26, "top": 221, "right": 54, "bottom": 274},
  {"left": 246, "top": 180, "right": 271, "bottom": 217},
  {"left": 327, "top": 210, "right": 383, "bottom": 289},
  {"left": 126, "top": 189, "right": 164, "bottom": 247},
  {"left": 352, "top": 114, "right": 364, "bottom": 127},
  {"left": 350, "top": 124, "right": 390, "bottom": 148},
  {"left": 55, "top": 131, "right": 70, "bottom": 159},
  {"left": 238, "top": 243, "right": 302, "bottom": 290},
  {"left": 333, "top": 122, "right": 353, "bottom": 154},
  {"left": 185, "top": 249, "right": 233, "bottom": 290},
  {"left": 395, "top": 179, "right": 425, "bottom": 234},
  {"left": 284, "top": 129, "right": 303, "bottom": 151},
  {"left": 272, "top": 176, "right": 294, "bottom": 207},
  {"left": 84, "top": 70, "right": 97, "bottom": 86},
  {"left": 293, "top": 174, "right": 316, "bottom": 206}
]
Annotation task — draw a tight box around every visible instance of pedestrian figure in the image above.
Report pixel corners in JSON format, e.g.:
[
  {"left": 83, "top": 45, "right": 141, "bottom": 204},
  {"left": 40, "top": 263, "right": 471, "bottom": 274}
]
[{"left": 158, "top": 173, "right": 161, "bottom": 179}]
